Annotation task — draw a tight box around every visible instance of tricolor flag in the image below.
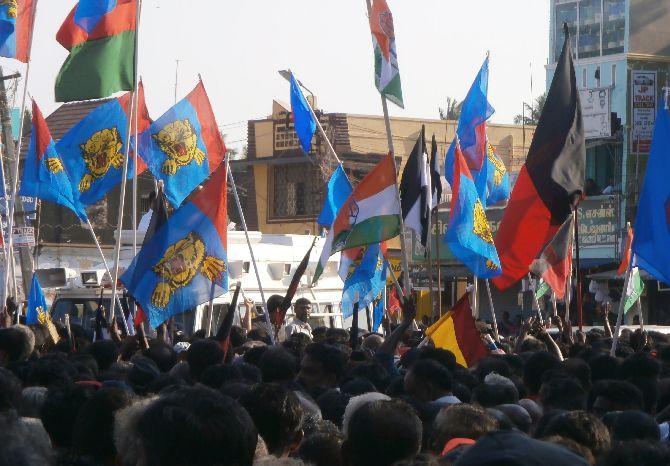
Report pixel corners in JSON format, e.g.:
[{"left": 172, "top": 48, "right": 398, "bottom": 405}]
[
  {"left": 0, "top": 0, "right": 35, "bottom": 62},
  {"left": 121, "top": 163, "right": 229, "bottom": 328},
  {"left": 493, "top": 28, "right": 585, "bottom": 290},
  {"left": 400, "top": 127, "right": 431, "bottom": 248},
  {"left": 20, "top": 100, "right": 88, "bottom": 222},
  {"left": 624, "top": 266, "right": 644, "bottom": 315},
  {"left": 425, "top": 294, "right": 488, "bottom": 368},
  {"left": 55, "top": 0, "right": 137, "bottom": 102},
  {"left": 445, "top": 139, "right": 501, "bottom": 279},
  {"left": 138, "top": 80, "right": 226, "bottom": 207},
  {"left": 314, "top": 153, "right": 401, "bottom": 282},
  {"left": 530, "top": 214, "right": 574, "bottom": 300},
  {"left": 368, "top": 0, "right": 403, "bottom": 108},
  {"left": 56, "top": 85, "right": 151, "bottom": 206},
  {"left": 617, "top": 224, "right": 633, "bottom": 276}
]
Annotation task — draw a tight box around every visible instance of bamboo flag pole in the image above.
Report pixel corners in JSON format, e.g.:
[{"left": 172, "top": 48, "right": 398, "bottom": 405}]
[
  {"left": 227, "top": 154, "right": 275, "bottom": 344},
  {"left": 3, "top": 0, "right": 39, "bottom": 302},
  {"left": 109, "top": 0, "right": 142, "bottom": 330},
  {"left": 85, "top": 219, "right": 125, "bottom": 317},
  {"left": 485, "top": 279, "right": 499, "bottom": 340}
]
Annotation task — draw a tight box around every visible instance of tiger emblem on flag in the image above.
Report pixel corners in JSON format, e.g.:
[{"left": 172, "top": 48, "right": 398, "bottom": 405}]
[
  {"left": 487, "top": 143, "right": 507, "bottom": 187},
  {"left": 1, "top": 0, "right": 17, "bottom": 18},
  {"left": 151, "top": 232, "right": 225, "bottom": 308},
  {"left": 152, "top": 119, "right": 205, "bottom": 176},
  {"left": 78, "top": 128, "right": 124, "bottom": 192},
  {"left": 46, "top": 158, "right": 64, "bottom": 174},
  {"left": 472, "top": 199, "right": 494, "bottom": 245}
]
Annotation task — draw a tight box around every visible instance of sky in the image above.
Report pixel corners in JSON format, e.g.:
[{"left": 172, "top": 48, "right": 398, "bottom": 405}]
[{"left": 0, "top": 0, "right": 550, "bottom": 152}]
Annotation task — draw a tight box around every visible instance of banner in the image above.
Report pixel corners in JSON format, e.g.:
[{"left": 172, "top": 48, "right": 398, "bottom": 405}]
[{"left": 631, "top": 70, "right": 657, "bottom": 154}]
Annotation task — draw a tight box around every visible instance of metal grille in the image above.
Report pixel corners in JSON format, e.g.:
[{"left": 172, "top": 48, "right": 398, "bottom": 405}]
[{"left": 271, "top": 162, "right": 324, "bottom": 220}]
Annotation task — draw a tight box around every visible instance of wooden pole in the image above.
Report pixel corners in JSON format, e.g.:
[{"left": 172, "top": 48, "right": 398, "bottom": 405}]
[
  {"left": 611, "top": 260, "right": 633, "bottom": 356},
  {"left": 573, "top": 210, "right": 584, "bottom": 331},
  {"left": 436, "top": 211, "right": 443, "bottom": 316},
  {"left": 485, "top": 279, "right": 499, "bottom": 340}
]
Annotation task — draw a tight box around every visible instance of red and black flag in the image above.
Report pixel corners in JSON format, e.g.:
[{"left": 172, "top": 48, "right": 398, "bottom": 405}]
[
  {"left": 530, "top": 214, "right": 574, "bottom": 300},
  {"left": 493, "top": 26, "right": 585, "bottom": 290}
]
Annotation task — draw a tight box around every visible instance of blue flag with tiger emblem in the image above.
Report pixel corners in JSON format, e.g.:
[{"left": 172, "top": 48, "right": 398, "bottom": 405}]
[
  {"left": 26, "top": 273, "right": 48, "bottom": 325},
  {"left": 137, "top": 80, "right": 226, "bottom": 207},
  {"left": 445, "top": 139, "right": 501, "bottom": 279},
  {"left": 120, "top": 162, "right": 229, "bottom": 328},
  {"left": 56, "top": 85, "right": 151, "bottom": 206},
  {"left": 340, "top": 242, "right": 387, "bottom": 320}
]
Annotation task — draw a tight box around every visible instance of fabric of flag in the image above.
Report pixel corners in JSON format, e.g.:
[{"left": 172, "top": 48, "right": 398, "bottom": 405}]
[
  {"left": 20, "top": 100, "right": 88, "bottom": 222},
  {"left": 484, "top": 139, "right": 510, "bottom": 206},
  {"left": 313, "top": 153, "right": 401, "bottom": 282},
  {"left": 121, "top": 162, "right": 229, "bottom": 328},
  {"left": 290, "top": 74, "right": 316, "bottom": 154},
  {"left": 632, "top": 106, "right": 670, "bottom": 285},
  {"left": 317, "top": 165, "right": 352, "bottom": 227},
  {"left": 429, "top": 134, "right": 442, "bottom": 208},
  {"left": 341, "top": 243, "right": 387, "bottom": 319},
  {"left": 55, "top": 0, "right": 137, "bottom": 102},
  {"left": 372, "top": 286, "right": 385, "bottom": 332},
  {"left": 445, "top": 140, "right": 501, "bottom": 279},
  {"left": 400, "top": 127, "right": 431, "bottom": 247},
  {"left": 425, "top": 293, "right": 488, "bottom": 368},
  {"left": 56, "top": 86, "right": 150, "bottom": 206},
  {"left": 529, "top": 214, "right": 574, "bottom": 300},
  {"left": 0, "top": 0, "right": 35, "bottom": 62},
  {"left": 535, "top": 279, "right": 551, "bottom": 300},
  {"left": 26, "top": 273, "right": 48, "bottom": 325},
  {"left": 624, "top": 267, "right": 644, "bottom": 315},
  {"left": 444, "top": 57, "right": 494, "bottom": 179},
  {"left": 138, "top": 80, "right": 226, "bottom": 207},
  {"left": 617, "top": 224, "right": 633, "bottom": 276},
  {"left": 493, "top": 30, "right": 584, "bottom": 291},
  {"left": 368, "top": 0, "right": 403, "bottom": 108},
  {"left": 387, "top": 282, "right": 401, "bottom": 317}
]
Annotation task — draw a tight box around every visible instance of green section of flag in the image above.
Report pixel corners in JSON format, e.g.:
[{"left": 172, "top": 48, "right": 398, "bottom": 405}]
[
  {"left": 55, "top": 30, "right": 135, "bottom": 103},
  {"left": 624, "top": 268, "right": 644, "bottom": 314},
  {"left": 535, "top": 279, "right": 550, "bottom": 300},
  {"left": 373, "top": 43, "right": 404, "bottom": 108}
]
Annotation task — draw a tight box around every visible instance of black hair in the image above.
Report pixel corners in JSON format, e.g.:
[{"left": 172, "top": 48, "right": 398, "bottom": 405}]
[
  {"left": 325, "top": 328, "right": 350, "bottom": 345},
  {"left": 0, "top": 412, "right": 53, "bottom": 465},
  {"left": 26, "top": 353, "right": 79, "bottom": 387},
  {"left": 40, "top": 383, "right": 95, "bottom": 448},
  {"left": 346, "top": 361, "right": 391, "bottom": 392},
  {"left": 234, "top": 361, "right": 262, "bottom": 383},
  {"left": 230, "top": 326, "right": 248, "bottom": 349},
  {"left": 200, "top": 363, "right": 243, "bottom": 389},
  {"left": 294, "top": 297, "right": 311, "bottom": 307},
  {"left": 72, "top": 387, "right": 133, "bottom": 462},
  {"left": 541, "top": 410, "right": 611, "bottom": 460},
  {"left": 248, "top": 327, "right": 272, "bottom": 345},
  {"left": 523, "top": 351, "right": 561, "bottom": 395},
  {"left": 343, "top": 399, "right": 422, "bottom": 466},
  {"left": 316, "top": 389, "right": 350, "bottom": 428},
  {"left": 539, "top": 375, "right": 586, "bottom": 411},
  {"left": 0, "top": 326, "right": 34, "bottom": 362},
  {"left": 143, "top": 340, "right": 177, "bottom": 372},
  {"left": 239, "top": 383, "right": 304, "bottom": 457},
  {"left": 620, "top": 353, "right": 661, "bottom": 380},
  {"left": 85, "top": 340, "right": 120, "bottom": 372},
  {"left": 297, "top": 430, "right": 344, "bottom": 466},
  {"left": 473, "top": 357, "right": 512, "bottom": 381},
  {"left": 561, "top": 358, "right": 591, "bottom": 390},
  {"left": 610, "top": 410, "right": 660, "bottom": 442},
  {"left": 68, "top": 352, "right": 99, "bottom": 378},
  {"left": 341, "top": 378, "right": 377, "bottom": 396},
  {"left": 186, "top": 339, "right": 225, "bottom": 381},
  {"left": 266, "top": 294, "right": 284, "bottom": 314},
  {"left": 417, "top": 347, "right": 457, "bottom": 372},
  {"left": 259, "top": 346, "right": 298, "bottom": 384},
  {"left": 598, "top": 440, "right": 670, "bottom": 466},
  {"left": 137, "top": 386, "right": 257, "bottom": 466},
  {"left": 242, "top": 345, "right": 267, "bottom": 367},
  {"left": 471, "top": 381, "right": 519, "bottom": 407},
  {"left": 0, "top": 367, "right": 22, "bottom": 412},
  {"left": 587, "top": 379, "right": 644, "bottom": 414},
  {"left": 410, "top": 359, "right": 453, "bottom": 392},
  {"left": 303, "top": 343, "right": 348, "bottom": 381},
  {"left": 432, "top": 403, "right": 498, "bottom": 453}
]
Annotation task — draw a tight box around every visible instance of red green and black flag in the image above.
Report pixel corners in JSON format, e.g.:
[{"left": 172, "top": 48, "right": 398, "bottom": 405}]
[
  {"left": 530, "top": 214, "right": 574, "bottom": 300},
  {"left": 493, "top": 26, "right": 585, "bottom": 290},
  {"left": 55, "top": 0, "right": 137, "bottom": 102}
]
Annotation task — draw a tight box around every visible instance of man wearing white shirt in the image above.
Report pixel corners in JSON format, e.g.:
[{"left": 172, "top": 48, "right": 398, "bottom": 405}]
[{"left": 284, "top": 298, "right": 313, "bottom": 339}]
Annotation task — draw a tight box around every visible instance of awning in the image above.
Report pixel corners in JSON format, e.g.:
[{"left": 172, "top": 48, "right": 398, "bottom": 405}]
[{"left": 588, "top": 268, "right": 655, "bottom": 281}]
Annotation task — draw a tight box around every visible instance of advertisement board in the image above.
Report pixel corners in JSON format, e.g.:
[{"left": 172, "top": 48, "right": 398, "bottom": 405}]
[
  {"left": 631, "top": 70, "right": 657, "bottom": 154},
  {"left": 580, "top": 87, "right": 611, "bottom": 139}
]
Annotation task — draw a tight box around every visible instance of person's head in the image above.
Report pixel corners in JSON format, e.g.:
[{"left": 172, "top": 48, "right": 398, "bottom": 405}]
[
  {"left": 495, "top": 404, "right": 532, "bottom": 434},
  {"left": 86, "top": 340, "right": 120, "bottom": 372},
  {"left": 143, "top": 340, "right": 177, "bottom": 372},
  {"left": 342, "top": 399, "right": 422, "bottom": 466},
  {"left": 589, "top": 354, "right": 621, "bottom": 382},
  {"left": 298, "top": 343, "right": 347, "bottom": 391},
  {"left": 260, "top": 346, "right": 298, "bottom": 384},
  {"left": 128, "top": 356, "right": 161, "bottom": 395},
  {"left": 186, "top": 339, "right": 225, "bottom": 381},
  {"left": 403, "top": 359, "right": 453, "bottom": 403},
  {"left": 0, "top": 367, "right": 22, "bottom": 413},
  {"left": 316, "top": 389, "right": 350, "bottom": 428},
  {"left": 297, "top": 430, "right": 343, "bottom": 466},
  {"left": 40, "top": 383, "right": 95, "bottom": 448},
  {"left": 239, "top": 383, "right": 304, "bottom": 458},
  {"left": 471, "top": 373, "right": 519, "bottom": 407},
  {"left": 609, "top": 410, "right": 660, "bottom": 442},
  {"left": 561, "top": 358, "right": 591, "bottom": 390},
  {"left": 0, "top": 412, "right": 53, "bottom": 466},
  {"left": 361, "top": 334, "right": 384, "bottom": 354},
  {"left": 416, "top": 347, "right": 458, "bottom": 372},
  {"left": 72, "top": 387, "right": 133, "bottom": 462},
  {"left": 542, "top": 410, "right": 611, "bottom": 460},
  {"left": 540, "top": 375, "right": 586, "bottom": 411},
  {"left": 588, "top": 379, "right": 644, "bottom": 417},
  {"left": 597, "top": 440, "right": 670, "bottom": 466},
  {"left": 267, "top": 294, "right": 283, "bottom": 314},
  {"left": 523, "top": 351, "right": 561, "bottom": 395},
  {"left": 431, "top": 403, "right": 498, "bottom": 454},
  {"left": 294, "top": 298, "right": 312, "bottom": 322},
  {"left": 199, "top": 363, "right": 243, "bottom": 389},
  {"left": 19, "top": 386, "right": 47, "bottom": 418},
  {"left": 0, "top": 325, "right": 35, "bottom": 364},
  {"left": 620, "top": 352, "right": 661, "bottom": 380},
  {"left": 136, "top": 386, "right": 257, "bottom": 466}
]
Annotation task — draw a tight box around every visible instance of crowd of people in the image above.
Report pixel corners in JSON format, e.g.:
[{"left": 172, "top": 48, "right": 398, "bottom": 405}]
[{"left": 1, "top": 294, "right": 670, "bottom": 466}]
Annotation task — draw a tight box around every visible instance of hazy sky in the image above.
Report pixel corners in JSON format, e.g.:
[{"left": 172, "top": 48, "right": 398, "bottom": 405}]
[{"left": 0, "top": 0, "right": 550, "bottom": 152}]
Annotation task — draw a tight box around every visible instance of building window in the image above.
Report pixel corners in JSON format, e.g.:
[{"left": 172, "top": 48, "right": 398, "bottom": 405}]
[
  {"left": 582, "top": 68, "right": 587, "bottom": 88},
  {"left": 270, "top": 162, "right": 324, "bottom": 220},
  {"left": 578, "top": 0, "right": 601, "bottom": 59},
  {"left": 603, "top": 0, "right": 625, "bottom": 55},
  {"left": 611, "top": 63, "right": 616, "bottom": 86},
  {"left": 555, "top": 1, "right": 578, "bottom": 61}
]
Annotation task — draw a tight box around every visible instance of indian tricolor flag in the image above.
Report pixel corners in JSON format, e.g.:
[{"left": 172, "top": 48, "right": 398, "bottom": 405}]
[
  {"left": 369, "top": 0, "right": 403, "bottom": 108},
  {"left": 314, "top": 153, "right": 401, "bottom": 283}
]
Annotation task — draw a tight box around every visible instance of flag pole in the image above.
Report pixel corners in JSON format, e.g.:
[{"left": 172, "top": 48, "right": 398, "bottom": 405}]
[
  {"left": 0, "top": 124, "right": 12, "bottom": 307},
  {"left": 227, "top": 154, "right": 275, "bottom": 344},
  {"left": 528, "top": 272, "right": 545, "bottom": 325},
  {"left": 485, "top": 279, "right": 499, "bottom": 340},
  {"left": 573, "top": 209, "right": 584, "bottom": 331},
  {"left": 132, "top": 2, "right": 145, "bottom": 258},
  {"left": 427, "top": 211, "right": 435, "bottom": 320},
  {"left": 4, "top": 0, "right": 39, "bottom": 303},
  {"left": 472, "top": 276, "right": 479, "bottom": 318},
  {"left": 435, "top": 208, "right": 443, "bottom": 317},
  {"left": 364, "top": 0, "right": 412, "bottom": 296},
  {"left": 109, "top": 0, "right": 142, "bottom": 330},
  {"left": 610, "top": 259, "right": 633, "bottom": 356}
]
